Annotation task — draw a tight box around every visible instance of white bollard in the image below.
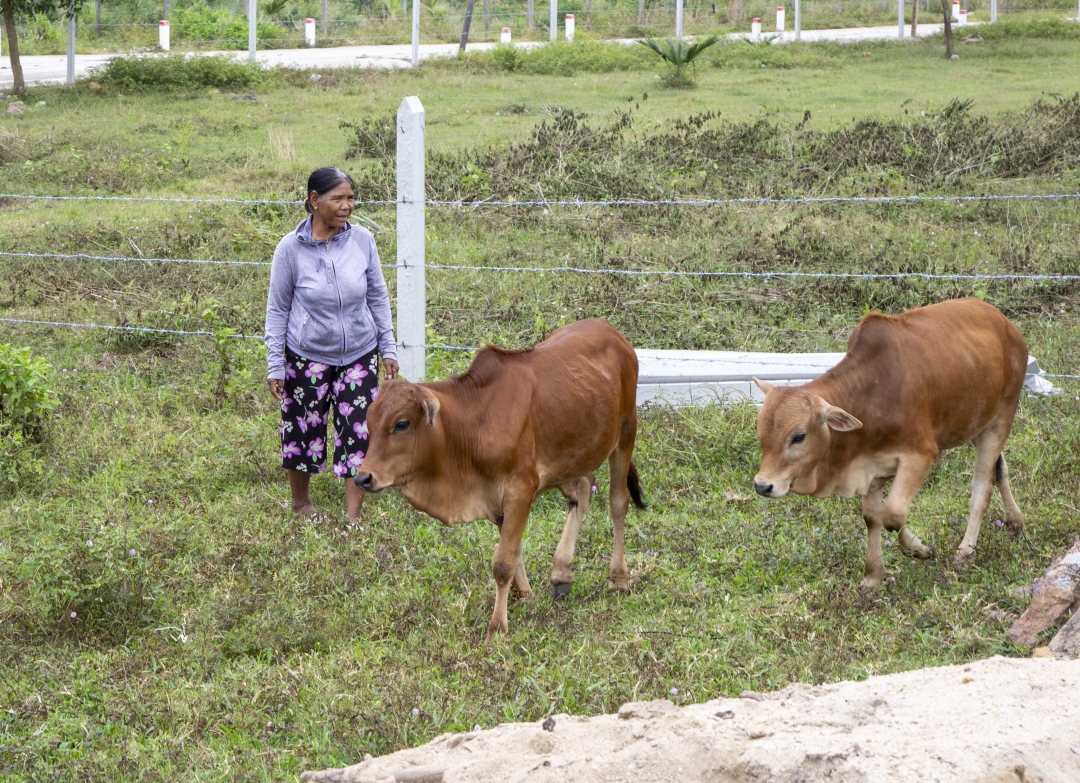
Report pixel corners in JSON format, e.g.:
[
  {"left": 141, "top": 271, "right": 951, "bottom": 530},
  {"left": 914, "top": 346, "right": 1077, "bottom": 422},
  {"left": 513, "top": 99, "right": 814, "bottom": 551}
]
[
  {"left": 565, "top": 13, "right": 574, "bottom": 41},
  {"left": 158, "top": 20, "right": 170, "bottom": 51},
  {"left": 500, "top": 27, "right": 512, "bottom": 43},
  {"left": 675, "top": 0, "right": 684, "bottom": 38},
  {"left": 951, "top": 0, "right": 959, "bottom": 19},
  {"left": 411, "top": 0, "right": 419, "bottom": 67},
  {"left": 751, "top": 17, "right": 761, "bottom": 41},
  {"left": 305, "top": 18, "right": 315, "bottom": 46},
  {"left": 67, "top": 16, "right": 75, "bottom": 86},
  {"left": 549, "top": 0, "right": 557, "bottom": 42},
  {"left": 958, "top": 8, "right": 967, "bottom": 24},
  {"left": 248, "top": 0, "right": 257, "bottom": 60},
  {"left": 794, "top": 0, "right": 801, "bottom": 39},
  {"left": 397, "top": 96, "right": 426, "bottom": 383},
  {"left": 776, "top": 6, "right": 785, "bottom": 31}
]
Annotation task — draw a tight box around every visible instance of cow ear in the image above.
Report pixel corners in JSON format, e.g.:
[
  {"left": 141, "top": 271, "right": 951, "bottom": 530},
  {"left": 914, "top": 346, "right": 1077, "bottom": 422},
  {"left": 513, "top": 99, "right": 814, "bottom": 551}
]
[
  {"left": 752, "top": 377, "right": 775, "bottom": 395},
  {"left": 822, "top": 405, "right": 862, "bottom": 431},
  {"left": 420, "top": 391, "right": 440, "bottom": 427}
]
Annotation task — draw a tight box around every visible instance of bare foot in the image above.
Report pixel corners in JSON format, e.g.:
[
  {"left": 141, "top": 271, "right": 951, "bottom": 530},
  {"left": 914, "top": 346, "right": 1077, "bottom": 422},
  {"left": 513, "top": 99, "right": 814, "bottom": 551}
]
[{"left": 291, "top": 501, "right": 317, "bottom": 516}]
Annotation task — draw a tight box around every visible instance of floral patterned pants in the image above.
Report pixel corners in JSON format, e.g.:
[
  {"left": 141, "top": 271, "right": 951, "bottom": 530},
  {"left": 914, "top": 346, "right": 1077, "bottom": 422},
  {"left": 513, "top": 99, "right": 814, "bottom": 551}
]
[{"left": 280, "top": 345, "right": 380, "bottom": 476}]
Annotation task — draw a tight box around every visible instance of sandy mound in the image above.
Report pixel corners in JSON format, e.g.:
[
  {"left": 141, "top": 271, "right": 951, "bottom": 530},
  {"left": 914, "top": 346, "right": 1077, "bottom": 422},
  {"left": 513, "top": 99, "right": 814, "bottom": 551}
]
[{"left": 302, "top": 656, "right": 1080, "bottom": 783}]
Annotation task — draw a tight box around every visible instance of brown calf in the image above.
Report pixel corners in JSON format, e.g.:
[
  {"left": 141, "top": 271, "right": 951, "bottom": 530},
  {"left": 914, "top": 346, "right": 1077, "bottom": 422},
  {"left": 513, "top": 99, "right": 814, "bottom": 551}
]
[
  {"left": 355, "top": 319, "right": 646, "bottom": 639},
  {"left": 752, "top": 298, "right": 1028, "bottom": 588}
]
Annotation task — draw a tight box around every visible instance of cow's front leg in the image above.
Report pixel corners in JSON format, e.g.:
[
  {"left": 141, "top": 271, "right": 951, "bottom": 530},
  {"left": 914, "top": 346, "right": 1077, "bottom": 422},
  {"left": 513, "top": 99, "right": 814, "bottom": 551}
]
[
  {"left": 860, "top": 487, "right": 887, "bottom": 590},
  {"left": 882, "top": 455, "right": 934, "bottom": 561},
  {"left": 487, "top": 493, "right": 534, "bottom": 641}
]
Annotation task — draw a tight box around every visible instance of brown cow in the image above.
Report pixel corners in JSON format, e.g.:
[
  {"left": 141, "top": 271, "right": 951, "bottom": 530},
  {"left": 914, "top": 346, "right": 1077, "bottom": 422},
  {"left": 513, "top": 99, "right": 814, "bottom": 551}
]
[
  {"left": 752, "top": 298, "right": 1028, "bottom": 589},
  {"left": 354, "top": 319, "right": 646, "bottom": 639}
]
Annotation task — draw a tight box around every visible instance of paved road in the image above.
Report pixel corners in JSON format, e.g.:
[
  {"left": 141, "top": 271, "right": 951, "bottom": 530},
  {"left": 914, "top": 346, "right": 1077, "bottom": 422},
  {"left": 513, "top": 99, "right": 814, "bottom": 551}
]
[{"left": 1, "top": 23, "right": 951, "bottom": 90}]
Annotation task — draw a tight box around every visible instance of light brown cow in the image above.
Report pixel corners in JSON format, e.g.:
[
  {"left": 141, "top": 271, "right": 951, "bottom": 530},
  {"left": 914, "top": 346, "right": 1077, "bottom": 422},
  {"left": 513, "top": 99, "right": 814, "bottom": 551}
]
[
  {"left": 752, "top": 298, "right": 1028, "bottom": 588},
  {"left": 355, "top": 319, "right": 646, "bottom": 639}
]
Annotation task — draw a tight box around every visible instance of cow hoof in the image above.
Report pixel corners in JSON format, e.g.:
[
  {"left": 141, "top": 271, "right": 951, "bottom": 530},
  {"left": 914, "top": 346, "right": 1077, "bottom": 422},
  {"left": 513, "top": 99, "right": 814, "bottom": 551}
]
[
  {"left": 551, "top": 581, "right": 573, "bottom": 600},
  {"left": 607, "top": 579, "right": 630, "bottom": 594},
  {"left": 1006, "top": 522, "right": 1026, "bottom": 541},
  {"left": 859, "top": 576, "right": 883, "bottom": 592},
  {"left": 513, "top": 586, "right": 534, "bottom": 601},
  {"left": 484, "top": 621, "right": 508, "bottom": 642},
  {"left": 954, "top": 546, "right": 976, "bottom": 565},
  {"left": 902, "top": 544, "right": 933, "bottom": 560}
]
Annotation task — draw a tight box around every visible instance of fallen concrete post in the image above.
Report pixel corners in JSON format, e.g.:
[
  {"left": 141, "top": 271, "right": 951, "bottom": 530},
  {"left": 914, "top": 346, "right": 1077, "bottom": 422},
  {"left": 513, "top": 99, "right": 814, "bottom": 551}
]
[{"left": 1007, "top": 540, "right": 1080, "bottom": 650}]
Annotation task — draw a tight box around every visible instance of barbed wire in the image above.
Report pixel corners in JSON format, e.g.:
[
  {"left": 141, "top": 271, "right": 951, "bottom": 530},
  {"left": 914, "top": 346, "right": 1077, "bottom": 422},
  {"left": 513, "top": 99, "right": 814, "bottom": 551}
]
[
  {"left": 9, "top": 251, "right": 1080, "bottom": 283},
  {"left": 0, "top": 318, "right": 257, "bottom": 338},
  {"left": 4, "top": 193, "right": 1079, "bottom": 208}
]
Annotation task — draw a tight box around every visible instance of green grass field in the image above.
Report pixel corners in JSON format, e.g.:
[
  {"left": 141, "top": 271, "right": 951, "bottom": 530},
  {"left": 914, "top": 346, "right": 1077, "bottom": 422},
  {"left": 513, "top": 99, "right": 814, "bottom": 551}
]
[{"left": 1, "top": 32, "right": 1080, "bottom": 781}]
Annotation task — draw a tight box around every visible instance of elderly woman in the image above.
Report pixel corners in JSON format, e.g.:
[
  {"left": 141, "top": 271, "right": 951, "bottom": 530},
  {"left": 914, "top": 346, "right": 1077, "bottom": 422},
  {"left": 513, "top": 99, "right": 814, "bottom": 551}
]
[{"left": 265, "top": 167, "right": 398, "bottom": 520}]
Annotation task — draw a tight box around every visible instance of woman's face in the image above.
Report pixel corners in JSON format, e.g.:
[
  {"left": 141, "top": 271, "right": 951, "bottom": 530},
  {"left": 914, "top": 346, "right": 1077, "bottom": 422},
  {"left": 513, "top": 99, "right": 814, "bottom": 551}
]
[{"left": 310, "top": 180, "right": 355, "bottom": 230}]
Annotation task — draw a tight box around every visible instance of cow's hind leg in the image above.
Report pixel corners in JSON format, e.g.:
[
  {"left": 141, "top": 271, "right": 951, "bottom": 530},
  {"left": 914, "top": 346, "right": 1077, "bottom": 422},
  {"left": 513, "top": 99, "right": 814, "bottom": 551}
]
[
  {"left": 994, "top": 454, "right": 1026, "bottom": 539},
  {"left": 550, "top": 474, "right": 593, "bottom": 600},
  {"left": 957, "top": 424, "right": 1013, "bottom": 562},
  {"left": 606, "top": 419, "right": 639, "bottom": 593},
  {"left": 512, "top": 548, "right": 533, "bottom": 600},
  {"left": 881, "top": 454, "right": 934, "bottom": 558}
]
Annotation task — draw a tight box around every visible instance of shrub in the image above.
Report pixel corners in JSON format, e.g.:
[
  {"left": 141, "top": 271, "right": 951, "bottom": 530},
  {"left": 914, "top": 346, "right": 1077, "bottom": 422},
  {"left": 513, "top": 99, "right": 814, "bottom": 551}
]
[
  {"left": 973, "top": 17, "right": 1080, "bottom": 41},
  {"left": 638, "top": 35, "right": 720, "bottom": 87},
  {"left": 0, "top": 344, "right": 57, "bottom": 441},
  {"left": 87, "top": 54, "right": 266, "bottom": 91},
  {"left": 448, "top": 40, "right": 653, "bottom": 77},
  {"left": 170, "top": 3, "right": 284, "bottom": 49}
]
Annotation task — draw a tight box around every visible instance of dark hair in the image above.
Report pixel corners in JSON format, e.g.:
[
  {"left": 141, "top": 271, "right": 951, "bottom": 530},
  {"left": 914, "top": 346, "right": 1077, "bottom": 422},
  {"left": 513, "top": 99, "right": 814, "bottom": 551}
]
[{"left": 304, "top": 167, "right": 356, "bottom": 214}]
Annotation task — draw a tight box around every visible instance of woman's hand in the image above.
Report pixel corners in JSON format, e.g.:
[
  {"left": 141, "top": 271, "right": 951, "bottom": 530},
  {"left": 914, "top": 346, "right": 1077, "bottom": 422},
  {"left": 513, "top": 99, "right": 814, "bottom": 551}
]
[
  {"left": 383, "top": 359, "right": 399, "bottom": 380},
  {"left": 267, "top": 378, "right": 286, "bottom": 400}
]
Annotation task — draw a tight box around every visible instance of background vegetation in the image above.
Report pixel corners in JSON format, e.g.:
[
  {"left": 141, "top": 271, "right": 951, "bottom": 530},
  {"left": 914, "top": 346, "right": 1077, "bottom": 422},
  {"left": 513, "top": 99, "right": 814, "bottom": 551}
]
[{"left": 1, "top": 33, "right": 1079, "bottom": 781}]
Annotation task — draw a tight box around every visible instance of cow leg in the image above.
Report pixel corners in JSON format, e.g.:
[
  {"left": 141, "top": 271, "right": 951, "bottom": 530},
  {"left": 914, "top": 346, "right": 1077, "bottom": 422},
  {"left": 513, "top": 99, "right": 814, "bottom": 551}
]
[
  {"left": 881, "top": 454, "right": 934, "bottom": 560},
  {"left": 512, "top": 548, "right": 533, "bottom": 600},
  {"left": 550, "top": 474, "right": 594, "bottom": 599},
  {"left": 957, "top": 425, "right": 1012, "bottom": 562},
  {"left": 606, "top": 430, "right": 637, "bottom": 593},
  {"left": 488, "top": 492, "right": 534, "bottom": 641},
  {"left": 994, "top": 454, "right": 1026, "bottom": 539},
  {"left": 860, "top": 486, "right": 887, "bottom": 590}
]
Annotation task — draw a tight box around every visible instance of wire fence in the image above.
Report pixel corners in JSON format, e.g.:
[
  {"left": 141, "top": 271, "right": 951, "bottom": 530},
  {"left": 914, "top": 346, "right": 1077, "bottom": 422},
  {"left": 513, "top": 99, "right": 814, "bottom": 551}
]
[{"left": 2, "top": 189, "right": 1078, "bottom": 380}]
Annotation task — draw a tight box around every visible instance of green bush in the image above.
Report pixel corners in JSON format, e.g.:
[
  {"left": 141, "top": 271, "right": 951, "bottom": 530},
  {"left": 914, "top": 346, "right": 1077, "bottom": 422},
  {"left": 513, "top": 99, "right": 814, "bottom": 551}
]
[
  {"left": 0, "top": 344, "right": 57, "bottom": 441},
  {"left": 974, "top": 17, "right": 1080, "bottom": 41},
  {"left": 87, "top": 54, "right": 266, "bottom": 91},
  {"left": 170, "top": 3, "right": 285, "bottom": 49}
]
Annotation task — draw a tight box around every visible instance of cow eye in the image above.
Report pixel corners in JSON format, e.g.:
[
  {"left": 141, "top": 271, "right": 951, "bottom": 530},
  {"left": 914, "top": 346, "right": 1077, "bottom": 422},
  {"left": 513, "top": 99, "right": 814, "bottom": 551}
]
[
  {"left": 393, "top": 420, "right": 410, "bottom": 433},
  {"left": 790, "top": 432, "right": 806, "bottom": 445}
]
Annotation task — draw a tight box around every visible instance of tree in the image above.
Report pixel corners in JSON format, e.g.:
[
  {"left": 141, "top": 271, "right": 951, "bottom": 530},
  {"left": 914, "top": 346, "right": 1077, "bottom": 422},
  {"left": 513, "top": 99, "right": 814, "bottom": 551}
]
[
  {"left": 2, "top": 0, "right": 85, "bottom": 95},
  {"left": 458, "top": 0, "right": 476, "bottom": 52},
  {"left": 940, "top": 0, "right": 954, "bottom": 58}
]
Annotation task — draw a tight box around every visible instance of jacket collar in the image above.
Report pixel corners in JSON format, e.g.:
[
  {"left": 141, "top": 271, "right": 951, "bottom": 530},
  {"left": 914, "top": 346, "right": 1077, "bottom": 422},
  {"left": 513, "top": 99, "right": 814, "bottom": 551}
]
[{"left": 294, "top": 216, "right": 353, "bottom": 244}]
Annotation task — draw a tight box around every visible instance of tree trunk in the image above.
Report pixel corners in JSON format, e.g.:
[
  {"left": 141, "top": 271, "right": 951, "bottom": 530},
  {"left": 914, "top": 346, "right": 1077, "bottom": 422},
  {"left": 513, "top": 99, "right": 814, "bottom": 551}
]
[
  {"left": 483, "top": 0, "right": 489, "bottom": 32},
  {"left": 910, "top": 0, "right": 917, "bottom": 36},
  {"left": 163, "top": 0, "right": 170, "bottom": 20},
  {"left": 940, "top": 0, "right": 953, "bottom": 57},
  {"left": 1, "top": 0, "right": 24, "bottom": 95},
  {"left": 527, "top": 0, "right": 534, "bottom": 28},
  {"left": 96, "top": 0, "right": 101, "bottom": 35},
  {"left": 459, "top": 0, "right": 477, "bottom": 51},
  {"left": 638, "top": 0, "right": 644, "bottom": 23}
]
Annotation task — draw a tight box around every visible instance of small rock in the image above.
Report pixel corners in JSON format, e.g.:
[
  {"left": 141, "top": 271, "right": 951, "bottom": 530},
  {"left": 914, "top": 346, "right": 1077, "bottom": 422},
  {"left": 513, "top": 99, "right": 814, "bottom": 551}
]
[
  {"left": 6, "top": 101, "right": 25, "bottom": 117},
  {"left": 714, "top": 710, "right": 735, "bottom": 719},
  {"left": 950, "top": 54, "right": 960, "bottom": 60},
  {"left": 542, "top": 716, "right": 555, "bottom": 732},
  {"left": 87, "top": 81, "right": 107, "bottom": 93},
  {"left": 1049, "top": 607, "right": 1080, "bottom": 659},
  {"left": 740, "top": 690, "right": 764, "bottom": 701},
  {"left": 1031, "top": 646, "right": 1053, "bottom": 658},
  {"left": 36, "top": 100, "right": 45, "bottom": 106}
]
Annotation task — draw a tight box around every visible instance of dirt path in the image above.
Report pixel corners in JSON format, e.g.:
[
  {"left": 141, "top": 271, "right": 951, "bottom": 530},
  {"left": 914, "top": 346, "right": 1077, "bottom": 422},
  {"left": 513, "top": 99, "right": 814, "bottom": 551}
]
[{"left": 302, "top": 655, "right": 1080, "bottom": 783}]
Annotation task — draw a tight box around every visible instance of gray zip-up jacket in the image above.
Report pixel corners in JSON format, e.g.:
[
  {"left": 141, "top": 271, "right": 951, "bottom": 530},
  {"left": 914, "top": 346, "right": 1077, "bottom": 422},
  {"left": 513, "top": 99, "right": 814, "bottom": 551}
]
[{"left": 264, "top": 218, "right": 397, "bottom": 380}]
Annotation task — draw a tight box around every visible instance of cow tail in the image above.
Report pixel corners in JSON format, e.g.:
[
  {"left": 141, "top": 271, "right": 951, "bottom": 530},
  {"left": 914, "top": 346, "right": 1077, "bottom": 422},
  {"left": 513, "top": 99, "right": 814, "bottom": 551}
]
[
  {"left": 627, "top": 461, "right": 647, "bottom": 510},
  {"left": 994, "top": 454, "right": 1005, "bottom": 484}
]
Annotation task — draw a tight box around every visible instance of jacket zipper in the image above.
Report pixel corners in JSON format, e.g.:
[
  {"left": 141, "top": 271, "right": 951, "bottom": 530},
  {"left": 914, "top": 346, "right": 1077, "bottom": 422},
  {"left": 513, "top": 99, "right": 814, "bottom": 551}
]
[
  {"left": 326, "top": 239, "right": 347, "bottom": 362},
  {"left": 299, "top": 313, "right": 309, "bottom": 345}
]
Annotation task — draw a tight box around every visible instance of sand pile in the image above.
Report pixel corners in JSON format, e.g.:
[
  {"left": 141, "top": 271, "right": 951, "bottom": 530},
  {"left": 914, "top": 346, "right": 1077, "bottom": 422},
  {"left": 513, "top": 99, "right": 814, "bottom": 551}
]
[{"left": 301, "top": 655, "right": 1080, "bottom": 783}]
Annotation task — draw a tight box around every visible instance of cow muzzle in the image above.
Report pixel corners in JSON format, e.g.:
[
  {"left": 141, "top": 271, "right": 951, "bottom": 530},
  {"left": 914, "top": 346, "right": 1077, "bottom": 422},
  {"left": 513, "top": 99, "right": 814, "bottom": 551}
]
[
  {"left": 354, "top": 473, "right": 385, "bottom": 493},
  {"left": 753, "top": 475, "right": 787, "bottom": 498}
]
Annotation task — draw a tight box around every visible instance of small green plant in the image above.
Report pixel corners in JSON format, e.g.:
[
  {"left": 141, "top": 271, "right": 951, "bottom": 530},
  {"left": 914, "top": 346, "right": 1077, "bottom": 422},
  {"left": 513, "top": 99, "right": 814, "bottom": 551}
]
[
  {"left": 88, "top": 54, "right": 266, "bottom": 91},
  {"left": 638, "top": 35, "right": 720, "bottom": 87},
  {"left": 0, "top": 344, "right": 58, "bottom": 441}
]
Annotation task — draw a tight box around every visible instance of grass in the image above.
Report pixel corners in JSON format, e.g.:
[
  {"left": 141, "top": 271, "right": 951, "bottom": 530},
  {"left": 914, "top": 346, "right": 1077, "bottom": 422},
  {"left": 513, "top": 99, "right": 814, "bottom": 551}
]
[{"left": 1, "top": 35, "right": 1080, "bottom": 781}]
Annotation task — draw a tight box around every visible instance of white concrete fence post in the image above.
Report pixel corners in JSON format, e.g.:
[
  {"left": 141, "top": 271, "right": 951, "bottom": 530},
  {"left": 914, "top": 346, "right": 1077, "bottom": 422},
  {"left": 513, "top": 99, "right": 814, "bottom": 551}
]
[
  {"left": 248, "top": 0, "right": 257, "bottom": 60},
  {"left": 565, "top": 13, "right": 574, "bottom": 40},
  {"left": 66, "top": 16, "right": 75, "bottom": 85},
  {"left": 675, "top": 0, "right": 684, "bottom": 38},
  {"left": 305, "top": 18, "right": 315, "bottom": 46},
  {"left": 990, "top": 0, "right": 996, "bottom": 22},
  {"left": 411, "top": 0, "right": 420, "bottom": 66},
  {"left": 898, "top": 0, "right": 905, "bottom": 39},
  {"left": 794, "top": 0, "right": 801, "bottom": 39},
  {"left": 751, "top": 16, "right": 761, "bottom": 40},
  {"left": 396, "top": 96, "right": 426, "bottom": 382},
  {"left": 951, "top": 0, "right": 959, "bottom": 20},
  {"left": 501, "top": 26, "right": 512, "bottom": 43},
  {"left": 958, "top": 8, "right": 966, "bottom": 24},
  {"left": 776, "top": 6, "right": 785, "bottom": 31},
  {"left": 550, "top": 0, "right": 557, "bottom": 41},
  {"left": 159, "top": 20, "right": 170, "bottom": 50}
]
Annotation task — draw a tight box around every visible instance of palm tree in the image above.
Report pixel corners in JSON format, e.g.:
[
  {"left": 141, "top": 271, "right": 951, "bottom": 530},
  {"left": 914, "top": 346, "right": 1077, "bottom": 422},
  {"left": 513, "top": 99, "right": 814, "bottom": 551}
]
[{"left": 638, "top": 35, "right": 720, "bottom": 87}]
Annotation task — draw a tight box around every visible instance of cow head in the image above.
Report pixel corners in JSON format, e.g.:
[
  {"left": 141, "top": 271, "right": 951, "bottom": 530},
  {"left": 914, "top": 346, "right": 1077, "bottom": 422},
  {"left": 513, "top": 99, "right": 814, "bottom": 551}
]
[
  {"left": 751, "top": 378, "right": 862, "bottom": 498},
  {"left": 354, "top": 379, "right": 441, "bottom": 494}
]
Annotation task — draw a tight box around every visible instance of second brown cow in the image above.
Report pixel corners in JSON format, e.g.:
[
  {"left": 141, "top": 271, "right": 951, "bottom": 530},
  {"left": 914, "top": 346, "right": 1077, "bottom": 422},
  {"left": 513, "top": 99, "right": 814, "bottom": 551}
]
[
  {"left": 753, "top": 298, "right": 1029, "bottom": 588},
  {"left": 355, "top": 319, "right": 645, "bottom": 640}
]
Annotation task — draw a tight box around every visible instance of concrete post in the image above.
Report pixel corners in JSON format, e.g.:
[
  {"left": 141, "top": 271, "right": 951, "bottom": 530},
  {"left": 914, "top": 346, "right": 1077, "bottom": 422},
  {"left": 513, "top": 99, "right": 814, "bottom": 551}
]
[
  {"left": 412, "top": 0, "right": 420, "bottom": 65},
  {"left": 898, "top": 0, "right": 904, "bottom": 38},
  {"left": 248, "top": 0, "right": 257, "bottom": 60},
  {"left": 794, "top": 0, "right": 801, "bottom": 39},
  {"left": 550, "top": 0, "right": 557, "bottom": 41},
  {"left": 990, "top": 0, "right": 996, "bottom": 22},
  {"left": 396, "top": 97, "right": 426, "bottom": 382},
  {"left": 676, "top": 0, "right": 683, "bottom": 38},
  {"left": 321, "top": 0, "right": 328, "bottom": 35},
  {"left": 66, "top": 16, "right": 75, "bottom": 85}
]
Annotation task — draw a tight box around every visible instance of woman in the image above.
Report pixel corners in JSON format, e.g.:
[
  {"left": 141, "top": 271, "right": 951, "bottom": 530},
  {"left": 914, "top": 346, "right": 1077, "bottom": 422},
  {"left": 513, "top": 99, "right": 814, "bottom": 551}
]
[{"left": 265, "top": 167, "right": 398, "bottom": 520}]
